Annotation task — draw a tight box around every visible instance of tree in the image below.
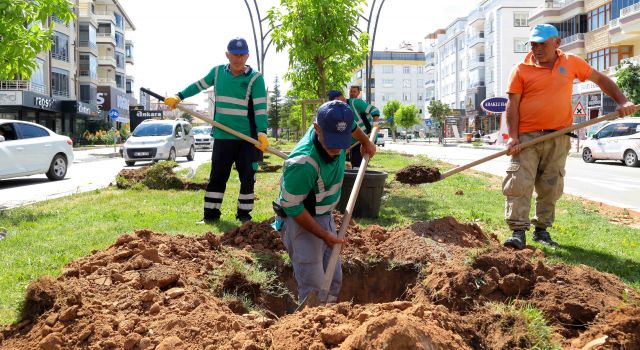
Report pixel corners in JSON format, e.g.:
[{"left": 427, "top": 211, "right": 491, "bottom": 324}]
[
  {"left": 615, "top": 60, "right": 640, "bottom": 116},
  {"left": 382, "top": 99, "right": 401, "bottom": 142},
  {"left": 268, "top": 0, "right": 369, "bottom": 99},
  {"left": 395, "top": 104, "right": 421, "bottom": 142},
  {"left": 180, "top": 112, "right": 194, "bottom": 123},
  {"left": 268, "top": 76, "right": 283, "bottom": 139},
  {"left": 0, "top": 0, "right": 75, "bottom": 80},
  {"left": 427, "top": 100, "right": 451, "bottom": 144}
]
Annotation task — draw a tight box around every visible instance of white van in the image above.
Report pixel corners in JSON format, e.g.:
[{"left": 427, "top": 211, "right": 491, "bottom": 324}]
[
  {"left": 122, "top": 119, "right": 195, "bottom": 166},
  {"left": 581, "top": 118, "right": 640, "bottom": 167}
]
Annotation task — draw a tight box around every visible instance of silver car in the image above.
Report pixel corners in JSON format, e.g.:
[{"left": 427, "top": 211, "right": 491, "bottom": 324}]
[
  {"left": 582, "top": 118, "right": 640, "bottom": 167},
  {"left": 123, "top": 119, "right": 195, "bottom": 166},
  {"left": 0, "top": 119, "right": 74, "bottom": 181},
  {"left": 192, "top": 125, "right": 214, "bottom": 150}
]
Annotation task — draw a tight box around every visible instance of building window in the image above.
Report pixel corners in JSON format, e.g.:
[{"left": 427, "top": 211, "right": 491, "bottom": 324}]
[
  {"left": 417, "top": 93, "right": 424, "bottom": 101},
  {"left": 403, "top": 79, "right": 411, "bottom": 88},
  {"left": 417, "top": 79, "right": 423, "bottom": 88},
  {"left": 30, "top": 58, "right": 45, "bottom": 88},
  {"left": 51, "top": 68, "right": 69, "bottom": 98},
  {"left": 114, "top": 13, "right": 124, "bottom": 30},
  {"left": 587, "top": 46, "right": 632, "bottom": 71},
  {"left": 403, "top": 66, "right": 410, "bottom": 74},
  {"left": 51, "top": 32, "right": 69, "bottom": 62},
  {"left": 514, "top": 38, "right": 528, "bottom": 53},
  {"left": 355, "top": 70, "right": 362, "bottom": 79},
  {"left": 588, "top": 4, "right": 610, "bottom": 31},
  {"left": 382, "top": 65, "right": 393, "bottom": 74},
  {"left": 116, "top": 73, "right": 125, "bottom": 89},
  {"left": 79, "top": 24, "right": 97, "bottom": 49},
  {"left": 79, "top": 54, "right": 97, "bottom": 78},
  {"left": 126, "top": 79, "right": 133, "bottom": 94},
  {"left": 115, "top": 32, "right": 125, "bottom": 49},
  {"left": 417, "top": 66, "right": 423, "bottom": 74},
  {"left": 382, "top": 79, "right": 394, "bottom": 88},
  {"left": 514, "top": 12, "right": 529, "bottom": 27},
  {"left": 80, "top": 84, "right": 96, "bottom": 104},
  {"left": 402, "top": 92, "right": 411, "bottom": 101},
  {"left": 115, "top": 52, "right": 125, "bottom": 69}
]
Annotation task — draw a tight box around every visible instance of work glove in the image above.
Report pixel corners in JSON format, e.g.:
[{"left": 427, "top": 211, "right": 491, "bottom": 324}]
[
  {"left": 255, "top": 132, "right": 269, "bottom": 152},
  {"left": 164, "top": 95, "right": 181, "bottom": 109}
]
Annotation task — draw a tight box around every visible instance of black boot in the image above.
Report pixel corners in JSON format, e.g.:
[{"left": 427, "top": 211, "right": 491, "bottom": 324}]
[
  {"left": 533, "top": 228, "right": 559, "bottom": 247},
  {"left": 503, "top": 230, "right": 526, "bottom": 250},
  {"left": 235, "top": 211, "right": 252, "bottom": 224}
]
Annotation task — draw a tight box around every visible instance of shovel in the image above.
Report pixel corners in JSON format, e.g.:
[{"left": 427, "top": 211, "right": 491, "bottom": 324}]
[
  {"left": 140, "top": 87, "right": 288, "bottom": 160},
  {"left": 297, "top": 127, "right": 379, "bottom": 309},
  {"left": 437, "top": 107, "right": 636, "bottom": 181}
]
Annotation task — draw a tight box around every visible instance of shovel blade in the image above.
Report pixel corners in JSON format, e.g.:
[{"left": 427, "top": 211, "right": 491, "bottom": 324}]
[{"left": 296, "top": 291, "right": 321, "bottom": 311}]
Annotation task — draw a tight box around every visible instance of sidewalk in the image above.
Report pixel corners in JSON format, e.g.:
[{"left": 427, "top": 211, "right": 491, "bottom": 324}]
[
  {"left": 391, "top": 139, "right": 582, "bottom": 158},
  {"left": 73, "top": 145, "right": 122, "bottom": 163}
]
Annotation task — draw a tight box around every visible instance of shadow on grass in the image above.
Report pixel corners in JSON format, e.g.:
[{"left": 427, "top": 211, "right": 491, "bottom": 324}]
[
  {"left": 0, "top": 208, "right": 54, "bottom": 226},
  {"left": 544, "top": 244, "right": 640, "bottom": 289},
  {"left": 355, "top": 189, "right": 442, "bottom": 227}
]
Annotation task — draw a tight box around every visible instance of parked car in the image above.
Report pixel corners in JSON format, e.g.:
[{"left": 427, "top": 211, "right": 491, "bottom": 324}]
[
  {"left": 192, "top": 125, "right": 214, "bottom": 150},
  {"left": 122, "top": 119, "right": 195, "bottom": 166},
  {"left": 375, "top": 133, "right": 385, "bottom": 147},
  {"left": 581, "top": 118, "right": 640, "bottom": 167},
  {"left": 0, "top": 119, "right": 74, "bottom": 181}
]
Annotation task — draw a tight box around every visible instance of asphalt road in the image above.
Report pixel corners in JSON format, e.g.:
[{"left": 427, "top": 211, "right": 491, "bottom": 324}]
[
  {"left": 0, "top": 148, "right": 212, "bottom": 210},
  {"left": 385, "top": 141, "right": 640, "bottom": 212}
]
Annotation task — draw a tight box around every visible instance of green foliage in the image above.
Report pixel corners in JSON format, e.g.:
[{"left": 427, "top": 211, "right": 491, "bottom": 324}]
[
  {"left": 0, "top": 0, "right": 75, "bottom": 80},
  {"left": 395, "top": 104, "right": 421, "bottom": 131},
  {"left": 268, "top": 76, "right": 283, "bottom": 138},
  {"left": 615, "top": 60, "right": 640, "bottom": 116},
  {"left": 268, "top": 0, "right": 369, "bottom": 99},
  {"left": 180, "top": 112, "right": 194, "bottom": 123},
  {"left": 489, "top": 302, "right": 562, "bottom": 350},
  {"left": 382, "top": 99, "right": 400, "bottom": 138},
  {"left": 143, "top": 161, "right": 184, "bottom": 190},
  {"left": 427, "top": 100, "right": 451, "bottom": 142}
]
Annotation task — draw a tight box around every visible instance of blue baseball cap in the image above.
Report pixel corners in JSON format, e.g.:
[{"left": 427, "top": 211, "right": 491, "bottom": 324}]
[
  {"left": 227, "top": 37, "right": 249, "bottom": 55},
  {"left": 327, "top": 90, "right": 343, "bottom": 101},
  {"left": 529, "top": 24, "right": 559, "bottom": 43},
  {"left": 316, "top": 101, "right": 353, "bottom": 149}
]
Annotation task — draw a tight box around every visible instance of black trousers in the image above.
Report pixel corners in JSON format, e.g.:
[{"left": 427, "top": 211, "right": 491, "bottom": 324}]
[
  {"left": 203, "top": 139, "right": 258, "bottom": 219},
  {"left": 349, "top": 146, "right": 363, "bottom": 168}
]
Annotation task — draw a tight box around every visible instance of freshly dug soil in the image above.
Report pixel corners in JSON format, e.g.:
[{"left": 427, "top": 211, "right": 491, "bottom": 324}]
[
  {"left": 395, "top": 165, "right": 441, "bottom": 184},
  {"left": 2, "top": 217, "right": 639, "bottom": 350},
  {"left": 116, "top": 163, "right": 207, "bottom": 190}
]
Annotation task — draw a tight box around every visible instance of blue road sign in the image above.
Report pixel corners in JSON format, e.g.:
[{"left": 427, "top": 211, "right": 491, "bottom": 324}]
[
  {"left": 481, "top": 97, "right": 508, "bottom": 113},
  {"left": 424, "top": 119, "right": 433, "bottom": 126},
  {"left": 109, "top": 108, "right": 119, "bottom": 119}
]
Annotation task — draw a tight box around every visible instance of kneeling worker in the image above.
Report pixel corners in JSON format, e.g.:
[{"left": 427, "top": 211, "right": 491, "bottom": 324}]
[{"left": 273, "top": 100, "right": 376, "bottom": 303}]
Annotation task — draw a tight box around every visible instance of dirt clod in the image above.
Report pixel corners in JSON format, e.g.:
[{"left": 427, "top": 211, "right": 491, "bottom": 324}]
[{"left": 395, "top": 165, "right": 441, "bottom": 184}]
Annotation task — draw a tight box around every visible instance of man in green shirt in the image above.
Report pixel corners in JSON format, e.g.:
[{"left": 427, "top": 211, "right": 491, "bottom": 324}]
[
  {"left": 347, "top": 85, "right": 380, "bottom": 167},
  {"left": 274, "top": 100, "right": 376, "bottom": 303},
  {"left": 165, "top": 38, "right": 268, "bottom": 224}
]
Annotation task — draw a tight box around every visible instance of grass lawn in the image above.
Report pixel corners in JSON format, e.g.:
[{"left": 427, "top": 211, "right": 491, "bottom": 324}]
[{"left": 0, "top": 149, "right": 638, "bottom": 325}]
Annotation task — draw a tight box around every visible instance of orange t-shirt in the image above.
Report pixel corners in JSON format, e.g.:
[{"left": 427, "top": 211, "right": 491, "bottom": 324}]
[{"left": 507, "top": 50, "right": 593, "bottom": 134}]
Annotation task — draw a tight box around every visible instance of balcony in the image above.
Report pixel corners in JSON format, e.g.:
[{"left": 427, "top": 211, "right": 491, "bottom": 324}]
[
  {"left": 52, "top": 89, "right": 70, "bottom": 98},
  {"left": 467, "top": 32, "right": 485, "bottom": 48},
  {"left": 559, "top": 33, "right": 585, "bottom": 54},
  {"left": 467, "top": 7, "right": 485, "bottom": 26},
  {"left": 95, "top": 10, "right": 116, "bottom": 24},
  {"left": 0, "top": 80, "right": 47, "bottom": 94},
  {"left": 98, "top": 56, "right": 116, "bottom": 67},
  {"left": 468, "top": 56, "right": 485, "bottom": 70},
  {"left": 98, "top": 78, "right": 116, "bottom": 87},
  {"left": 610, "top": 2, "right": 640, "bottom": 42},
  {"left": 96, "top": 32, "right": 115, "bottom": 46},
  {"left": 78, "top": 6, "right": 97, "bottom": 26},
  {"left": 469, "top": 81, "right": 485, "bottom": 88},
  {"left": 51, "top": 52, "right": 69, "bottom": 62},
  {"left": 529, "top": 0, "right": 584, "bottom": 25}
]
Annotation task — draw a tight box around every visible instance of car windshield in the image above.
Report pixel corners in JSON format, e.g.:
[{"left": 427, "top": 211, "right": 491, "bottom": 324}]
[
  {"left": 132, "top": 123, "right": 173, "bottom": 137},
  {"left": 193, "top": 127, "right": 212, "bottom": 135}
]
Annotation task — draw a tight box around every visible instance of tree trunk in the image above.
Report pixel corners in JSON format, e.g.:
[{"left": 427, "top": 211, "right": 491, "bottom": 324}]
[{"left": 315, "top": 56, "right": 326, "bottom": 99}]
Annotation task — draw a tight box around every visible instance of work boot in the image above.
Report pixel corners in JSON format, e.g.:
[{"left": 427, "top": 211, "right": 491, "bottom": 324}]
[
  {"left": 533, "top": 228, "right": 559, "bottom": 247},
  {"left": 236, "top": 212, "right": 252, "bottom": 224},
  {"left": 503, "top": 230, "right": 526, "bottom": 250},
  {"left": 196, "top": 217, "right": 219, "bottom": 225}
]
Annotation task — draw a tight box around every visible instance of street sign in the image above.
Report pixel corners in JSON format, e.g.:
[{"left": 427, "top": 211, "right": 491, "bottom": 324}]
[
  {"left": 445, "top": 117, "right": 458, "bottom": 125},
  {"left": 424, "top": 119, "right": 432, "bottom": 126},
  {"left": 481, "top": 97, "right": 508, "bottom": 113},
  {"left": 573, "top": 101, "right": 587, "bottom": 116},
  {"left": 109, "top": 108, "right": 119, "bottom": 120}
]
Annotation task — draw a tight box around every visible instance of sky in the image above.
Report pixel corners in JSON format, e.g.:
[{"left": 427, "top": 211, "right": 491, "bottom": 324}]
[{"left": 120, "top": 0, "right": 477, "bottom": 109}]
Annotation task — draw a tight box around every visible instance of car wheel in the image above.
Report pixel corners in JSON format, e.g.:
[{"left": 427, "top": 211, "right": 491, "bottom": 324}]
[
  {"left": 168, "top": 147, "right": 176, "bottom": 161},
  {"left": 624, "top": 150, "right": 639, "bottom": 167},
  {"left": 45, "top": 154, "right": 67, "bottom": 181},
  {"left": 125, "top": 161, "right": 136, "bottom": 166},
  {"left": 187, "top": 145, "right": 195, "bottom": 161},
  {"left": 582, "top": 148, "right": 596, "bottom": 163}
]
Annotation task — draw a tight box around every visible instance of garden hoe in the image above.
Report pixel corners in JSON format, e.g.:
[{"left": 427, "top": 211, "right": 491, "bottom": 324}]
[
  {"left": 434, "top": 106, "right": 638, "bottom": 182},
  {"left": 298, "top": 126, "right": 380, "bottom": 310},
  {"left": 140, "top": 88, "right": 288, "bottom": 160}
]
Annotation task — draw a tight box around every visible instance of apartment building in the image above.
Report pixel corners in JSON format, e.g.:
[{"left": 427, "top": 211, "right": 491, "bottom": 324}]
[
  {"left": 0, "top": 0, "right": 135, "bottom": 140},
  {"left": 530, "top": 0, "right": 640, "bottom": 122},
  {"left": 348, "top": 42, "right": 427, "bottom": 118},
  {"left": 424, "top": 0, "right": 538, "bottom": 134}
]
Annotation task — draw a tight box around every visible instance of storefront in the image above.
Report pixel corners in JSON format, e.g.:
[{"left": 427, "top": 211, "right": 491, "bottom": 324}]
[{"left": 465, "top": 86, "right": 486, "bottom": 133}]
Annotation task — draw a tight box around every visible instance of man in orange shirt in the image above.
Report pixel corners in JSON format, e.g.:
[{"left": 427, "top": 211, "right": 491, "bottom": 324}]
[{"left": 503, "top": 24, "right": 637, "bottom": 250}]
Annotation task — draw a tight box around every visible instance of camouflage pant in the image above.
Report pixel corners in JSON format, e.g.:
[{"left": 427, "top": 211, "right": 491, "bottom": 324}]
[{"left": 502, "top": 132, "right": 571, "bottom": 231}]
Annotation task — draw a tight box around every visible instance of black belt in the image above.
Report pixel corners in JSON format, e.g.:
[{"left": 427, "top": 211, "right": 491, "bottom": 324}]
[{"left": 537, "top": 129, "right": 577, "bottom": 138}]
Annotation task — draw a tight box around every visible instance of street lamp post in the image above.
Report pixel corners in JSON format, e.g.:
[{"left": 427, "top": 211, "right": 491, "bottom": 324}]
[
  {"left": 360, "top": 0, "right": 387, "bottom": 104},
  {"left": 242, "top": 0, "right": 274, "bottom": 75}
]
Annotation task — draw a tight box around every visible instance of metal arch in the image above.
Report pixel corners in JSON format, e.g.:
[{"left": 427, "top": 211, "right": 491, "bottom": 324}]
[
  {"left": 365, "top": 0, "right": 386, "bottom": 104},
  {"left": 252, "top": 0, "right": 266, "bottom": 73},
  {"left": 243, "top": 0, "right": 261, "bottom": 71}
]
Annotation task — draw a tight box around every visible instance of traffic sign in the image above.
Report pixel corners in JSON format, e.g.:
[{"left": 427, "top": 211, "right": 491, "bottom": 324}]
[
  {"left": 109, "top": 108, "right": 119, "bottom": 119},
  {"left": 424, "top": 119, "right": 432, "bottom": 126},
  {"left": 573, "top": 101, "right": 586, "bottom": 116}
]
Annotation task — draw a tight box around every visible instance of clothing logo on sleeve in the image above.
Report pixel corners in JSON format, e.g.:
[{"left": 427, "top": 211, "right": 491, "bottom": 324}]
[
  {"left": 559, "top": 66, "right": 567, "bottom": 74},
  {"left": 336, "top": 121, "right": 347, "bottom": 132}
]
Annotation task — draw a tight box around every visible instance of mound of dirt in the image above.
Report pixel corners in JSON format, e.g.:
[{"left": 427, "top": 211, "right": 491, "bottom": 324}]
[
  {"left": 395, "top": 165, "right": 441, "bottom": 184},
  {"left": 2, "top": 217, "right": 639, "bottom": 350},
  {"left": 116, "top": 162, "right": 207, "bottom": 190}
]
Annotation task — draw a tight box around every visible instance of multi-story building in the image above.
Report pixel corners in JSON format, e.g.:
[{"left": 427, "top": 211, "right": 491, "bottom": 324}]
[
  {"left": 530, "top": 0, "right": 640, "bottom": 123},
  {"left": 0, "top": 0, "right": 135, "bottom": 140},
  {"left": 348, "top": 42, "right": 426, "bottom": 120},
  {"left": 424, "top": 0, "right": 539, "bottom": 134}
]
